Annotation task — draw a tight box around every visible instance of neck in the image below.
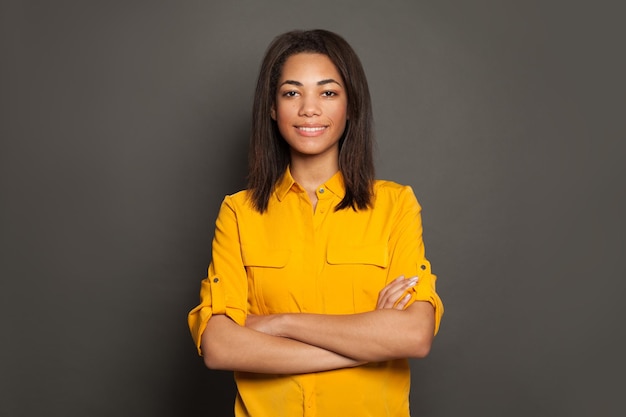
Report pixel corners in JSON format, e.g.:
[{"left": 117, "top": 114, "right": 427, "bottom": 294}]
[{"left": 289, "top": 153, "right": 339, "bottom": 194}]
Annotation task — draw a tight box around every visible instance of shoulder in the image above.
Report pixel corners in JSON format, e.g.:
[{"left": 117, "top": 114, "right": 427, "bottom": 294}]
[
  {"left": 373, "top": 179, "right": 419, "bottom": 199},
  {"left": 373, "top": 179, "right": 409, "bottom": 193},
  {"left": 225, "top": 189, "right": 250, "bottom": 202},
  {"left": 372, "top": 179, "right": 422, "bottom": 211},
  {"left": 219, "top": 189, "right": 255, "bottom": 212}
]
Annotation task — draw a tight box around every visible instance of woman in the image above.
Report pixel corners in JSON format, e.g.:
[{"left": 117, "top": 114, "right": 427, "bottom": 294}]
[{"left": 188, "top": 29, "right": 443, "bottom": 417}]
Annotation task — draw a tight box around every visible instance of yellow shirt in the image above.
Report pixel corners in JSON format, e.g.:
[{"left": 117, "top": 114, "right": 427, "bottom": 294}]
[{"left": 188, "top": 169, "right": 443, "bottom": 417}]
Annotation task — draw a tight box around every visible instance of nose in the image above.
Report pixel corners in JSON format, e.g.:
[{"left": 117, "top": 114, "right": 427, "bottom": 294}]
[{"left": 298, "top": 95, "right": 321, "bottom": 117}]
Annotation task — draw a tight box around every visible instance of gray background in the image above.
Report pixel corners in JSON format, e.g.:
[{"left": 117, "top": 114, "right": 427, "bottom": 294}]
[{"left": 1, "top": 1, "right": 624, "bottom": 416}]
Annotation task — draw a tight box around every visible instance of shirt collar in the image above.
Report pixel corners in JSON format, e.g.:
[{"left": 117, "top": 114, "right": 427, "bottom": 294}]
[
  {"left": 274, "top": 167, "right": 346, "bottom": 202},
  {"left": 322, "top": 170, "right": 346, "bottom": 199},
  {"left": 275, "top": 167, "right": 298, "bottom": 201}
]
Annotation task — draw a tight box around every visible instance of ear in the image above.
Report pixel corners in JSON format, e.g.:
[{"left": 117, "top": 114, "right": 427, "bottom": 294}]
[{"left": 270, "top": 105, "right": 277, "bottom": 120}]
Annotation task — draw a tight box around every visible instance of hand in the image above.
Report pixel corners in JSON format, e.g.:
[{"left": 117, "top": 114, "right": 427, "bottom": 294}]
[
  {"left": 245, "top": 313, "right": 283, "bottom": 336},
  {"left": 376, "top": 275, "right": 418, "bottom": 310}
]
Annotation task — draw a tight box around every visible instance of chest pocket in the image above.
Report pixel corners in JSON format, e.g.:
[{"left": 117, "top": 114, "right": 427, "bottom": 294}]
[
  {"left": 241, "top": 244, "right": 292, "bottom": 315},
  {"left": 326, "top": 242, "right": 389, "bottom": 313}
]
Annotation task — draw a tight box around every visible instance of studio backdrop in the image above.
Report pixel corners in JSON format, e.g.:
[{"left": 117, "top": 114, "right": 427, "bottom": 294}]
[{"left": 1, "top": 1, "right": 624, "bottom": 416}]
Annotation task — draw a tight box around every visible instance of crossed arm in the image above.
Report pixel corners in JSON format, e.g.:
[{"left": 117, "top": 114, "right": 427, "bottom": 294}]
[{"left": 201, "top": 275, "right": 435, "bottom": 374}]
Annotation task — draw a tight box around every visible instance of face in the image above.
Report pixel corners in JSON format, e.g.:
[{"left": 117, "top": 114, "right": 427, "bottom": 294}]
[{"left": 271, "top": 53, "right": 348, "bottom": 161}]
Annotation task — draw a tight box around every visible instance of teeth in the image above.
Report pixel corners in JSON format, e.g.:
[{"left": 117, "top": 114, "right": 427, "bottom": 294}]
[{"left": 298, "top": 126, "right": 325, "bottom": 132}]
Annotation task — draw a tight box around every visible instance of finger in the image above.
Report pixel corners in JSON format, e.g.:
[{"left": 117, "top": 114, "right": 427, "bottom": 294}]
[
  {"left": 377, "top": 277, "right": 418, "bottom": 309},
  {"left": 378, "top": 288, "right": 406, "bottom": 309},
  {"left": 389, "top": 275, "right": 416, "bottom": 291},
  {"left": 377, "top": 275, "right": 415, "bottom": 305},
  {"left": 378, "top": 275, "right": 405, "bottom": 299},
  {"left": 394, "top": 293, "right": 412, "bottom": 310},
  {"left": 382, "top": 288, "right": 409, "bottom": 308},
  {"left": 386, "top": 276, "right": 418, "bottom": 299}
]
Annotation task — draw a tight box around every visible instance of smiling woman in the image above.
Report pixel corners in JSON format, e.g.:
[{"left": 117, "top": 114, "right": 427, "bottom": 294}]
[
  {"left": 271, "top": 53, "right": 348, "bottom": 203},
  {"left": 188, "top": 29, "right": 443, "bottom": 417}
]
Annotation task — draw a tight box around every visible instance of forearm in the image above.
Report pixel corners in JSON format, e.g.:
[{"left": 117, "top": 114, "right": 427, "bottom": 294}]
[
  {"left": 271, "top": 302, "right": 435, "bottom": 362},
  {"left": 201, "top": 315, "right": 363, "bottom": 373}
]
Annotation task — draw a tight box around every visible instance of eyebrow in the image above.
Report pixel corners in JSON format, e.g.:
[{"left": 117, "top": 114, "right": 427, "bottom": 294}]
[{"left": 279, "top": 79, "right": 343, "bottom": 88}]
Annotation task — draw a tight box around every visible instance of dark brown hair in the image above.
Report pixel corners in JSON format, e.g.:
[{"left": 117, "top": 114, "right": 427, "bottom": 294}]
[{"left": 247, "top": 29, "right": 375, "bottom": 212}]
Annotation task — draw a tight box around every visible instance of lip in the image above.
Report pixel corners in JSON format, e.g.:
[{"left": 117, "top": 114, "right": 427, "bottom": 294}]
[{"left": 295, "top": 124, "right": 328, "bottom": 137}]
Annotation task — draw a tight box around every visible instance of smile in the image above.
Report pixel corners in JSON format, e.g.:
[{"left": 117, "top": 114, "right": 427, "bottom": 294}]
[{"left": 297, "top": 126, "right": 327, "bottom": 132}]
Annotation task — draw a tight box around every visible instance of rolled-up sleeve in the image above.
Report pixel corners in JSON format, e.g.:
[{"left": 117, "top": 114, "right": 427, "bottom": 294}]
[
  {"left": 387, "top": 185, "right": 444, "bottom": 335},
  {"left": 410, "top": 258, "right": 444, "bottom": 335},
  {"left": 187, "top": 195, "right": 248, "bottom": 355}
]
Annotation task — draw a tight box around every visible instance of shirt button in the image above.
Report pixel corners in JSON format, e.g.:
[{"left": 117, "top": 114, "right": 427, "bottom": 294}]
[
  {"left": 213, "top": 278, "right": 219, "bottom": 283},
  {"left": 319, "top": 188, "right": 325, "bottom": 193}
]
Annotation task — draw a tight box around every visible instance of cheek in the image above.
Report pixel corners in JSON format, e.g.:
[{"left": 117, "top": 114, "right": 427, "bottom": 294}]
[
  {"left": 275, "top": 103, "right": 295, "bottom": 121},
  {"left": 332, "top": 105, "right": 348, "bottom": 125},
  {"left": 274, "top": 107, "right": 295, "bottom": 137}
]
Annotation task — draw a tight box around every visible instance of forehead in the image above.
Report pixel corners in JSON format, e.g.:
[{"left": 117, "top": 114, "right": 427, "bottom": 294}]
[{"left": 279, "top": 53, "right": 343, "bottom": 82}]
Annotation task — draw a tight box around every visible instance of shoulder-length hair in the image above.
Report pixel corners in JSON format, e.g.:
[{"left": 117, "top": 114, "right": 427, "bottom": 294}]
[{"left": 247, "top": 29, "right": 375, "bottom": 213}]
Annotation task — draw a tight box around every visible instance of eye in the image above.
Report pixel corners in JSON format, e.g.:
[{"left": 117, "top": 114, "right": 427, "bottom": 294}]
[
  {"left": 282, "top": 91, "right": 299, "bottom": 98},
  {"left": 321, "top": 91, "right": 337, "bottom": 97}
]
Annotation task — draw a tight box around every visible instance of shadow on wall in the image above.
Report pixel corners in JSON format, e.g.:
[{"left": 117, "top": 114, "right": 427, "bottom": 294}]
[
  {"left": 176, "top": 353, "right": 237, "bottom": 416},
  {"left": 165, "top": 125, "right": 249, "bottom": 416}
]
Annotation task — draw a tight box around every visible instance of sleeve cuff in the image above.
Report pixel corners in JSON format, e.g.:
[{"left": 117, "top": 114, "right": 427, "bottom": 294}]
[{"left": 187, "top": 277, "right": 247, "bottom": 356}]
